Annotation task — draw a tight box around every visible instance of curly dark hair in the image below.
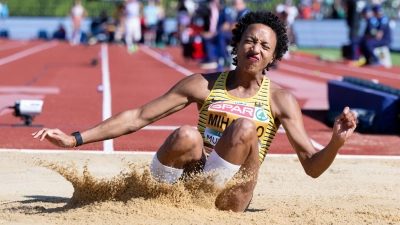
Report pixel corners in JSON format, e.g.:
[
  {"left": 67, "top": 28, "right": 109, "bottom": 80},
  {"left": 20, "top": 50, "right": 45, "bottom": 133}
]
[{"left": 230, "top": 11, "right": 289, "bottom": 73}]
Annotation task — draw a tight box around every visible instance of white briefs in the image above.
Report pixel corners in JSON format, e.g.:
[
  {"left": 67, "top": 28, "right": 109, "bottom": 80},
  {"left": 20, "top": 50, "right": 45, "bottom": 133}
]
[{"left": 150, "top": 150, "right": 241, "bottom": 187}]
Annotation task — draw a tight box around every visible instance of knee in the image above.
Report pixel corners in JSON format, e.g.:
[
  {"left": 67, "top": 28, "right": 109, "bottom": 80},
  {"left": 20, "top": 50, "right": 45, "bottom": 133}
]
[
  {"left": 229, "top": 118, "right": 257, "bottom": 142},
  {"left": 158, "top": 125, "right": 203, "bottom": 167},
  {"left": 172, "top": 125, "right": 202, "bottom": 148}
]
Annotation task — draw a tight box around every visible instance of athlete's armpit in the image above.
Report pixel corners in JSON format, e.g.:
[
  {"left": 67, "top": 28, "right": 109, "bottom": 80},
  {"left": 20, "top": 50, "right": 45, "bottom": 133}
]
[{"left": 271, "top": 89, "right": 317, "bottom": 161}]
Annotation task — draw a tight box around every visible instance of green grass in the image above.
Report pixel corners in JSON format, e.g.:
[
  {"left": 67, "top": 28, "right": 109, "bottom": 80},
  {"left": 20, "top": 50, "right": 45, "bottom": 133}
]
[{"left": 294, "top": 47, "right": 400, "bottom": 66}]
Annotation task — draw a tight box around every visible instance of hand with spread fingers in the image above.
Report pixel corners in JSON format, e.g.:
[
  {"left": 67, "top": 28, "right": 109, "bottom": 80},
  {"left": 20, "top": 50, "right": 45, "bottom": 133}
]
[
  {"left": 31, "top": 128, "right": 75, "bottom": 148},
  {"left": 332, "top": 107, "right": 357, "bottom": 145}
]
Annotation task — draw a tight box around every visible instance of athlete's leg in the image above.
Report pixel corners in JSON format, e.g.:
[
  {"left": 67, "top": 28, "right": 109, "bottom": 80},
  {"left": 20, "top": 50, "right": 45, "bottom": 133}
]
[
  {"left": 71, "top": 17, "right": 81, "bottom": 45},
  {"left": 150, "top": 125, "right": 205, "bottom": 183},
  {"left": 131, "top": 17, "right": 141, "bottom": 52},
  {"left": 132, "top": 17, "right": 142, "bottom": 44},
  {"left": 125, "top": 18, "right": 134, "bottom": 50},
  {"left": 212, "top": 118, "right": 260, "bottom": 212}
]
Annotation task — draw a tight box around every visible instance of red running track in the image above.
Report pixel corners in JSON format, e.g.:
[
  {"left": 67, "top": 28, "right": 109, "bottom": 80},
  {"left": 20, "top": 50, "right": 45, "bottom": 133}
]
[{"left": 0, "top": 40, "right": 399, "bottom": 156}]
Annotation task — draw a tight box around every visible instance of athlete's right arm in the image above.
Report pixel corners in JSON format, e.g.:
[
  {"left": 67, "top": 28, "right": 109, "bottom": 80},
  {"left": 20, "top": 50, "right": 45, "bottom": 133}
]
[{"left": 32, "top": 73, "right": 209, "bottom": 148}]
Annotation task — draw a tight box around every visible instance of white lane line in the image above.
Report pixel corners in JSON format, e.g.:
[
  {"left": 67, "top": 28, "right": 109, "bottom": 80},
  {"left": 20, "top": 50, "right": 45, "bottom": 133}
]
[
  {"left": 0, "top": 86, "right": 60, "bottom": 94},
  {"left": 142, "top": 125, "right": 182, "bottom": 130},
  {"left": 0, "top": 149, "right": 154, "bottom": 155},
  {"left": 101, "top": 43, "right": 114, "bottom": 153},
  {"left": 286, "top": 57, "right": 400, "bottom": 81},
  {"left": 0, "top": 41, "right": 58, "bottom": 66},
  {"left": 310, "top": 139, "right": 324, "bottom": 150},
  {"left": 332, "top": 64, "right": 400, "bottom": 80},
  {"left": 87, "top": 125, "right": 285, "bottom": 132},
  {"left": 139, "top": 45, "right": 194, "bottom": 76},
  {"left": 278, "top": 63, "right": 342, "bottom": 80},
  {"left": 278, "top": 126, "right": 324, "bottom": 150},
  {"left": 1, "top": 149, "right": 399, "bottom": 159},
  {"left": 0, "top": 41, "right": 28, "bottom": 51},
  {"left": 139, "top": 47, "right": 326, "bottom": 150}
]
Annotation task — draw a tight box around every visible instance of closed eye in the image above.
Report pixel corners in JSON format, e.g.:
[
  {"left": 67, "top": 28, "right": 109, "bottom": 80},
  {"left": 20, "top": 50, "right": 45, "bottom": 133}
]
[{"left": 262, "top": 45, "right": 270, "bottom": 50}]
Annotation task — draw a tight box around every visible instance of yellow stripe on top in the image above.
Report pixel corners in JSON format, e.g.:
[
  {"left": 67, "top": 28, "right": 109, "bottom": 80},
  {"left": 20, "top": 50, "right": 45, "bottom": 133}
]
[{"left": 197, "top": 71, "right": 277, "bottom": 163}]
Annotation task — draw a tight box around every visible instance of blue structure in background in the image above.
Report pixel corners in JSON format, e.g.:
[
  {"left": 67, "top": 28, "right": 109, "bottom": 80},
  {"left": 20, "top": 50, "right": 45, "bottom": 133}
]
[
  {"left": 328, "top": 79, "right": 400, "bottom": 134},
  {"left": 292, "top": 19, "right": 400, "bottom": 51},
  {"left": 0, "top": 17, "right": 92, "bottom": 40}
]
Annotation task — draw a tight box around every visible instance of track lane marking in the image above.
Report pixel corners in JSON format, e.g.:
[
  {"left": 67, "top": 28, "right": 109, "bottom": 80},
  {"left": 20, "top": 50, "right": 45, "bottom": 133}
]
[
  {"left": 0, "top": 40, "right": 28, "bottom": 51},
  {"left": 1, "top": 149, "right": 399, "bottom": 159},
  {"left": 0, "top": 41, "right": 58, "bottom": 66},
  {"left": 139, "top": 45, "right": 193, "bottom": 76},
  {"left": 285, "top": 57, "right": 400, "bottom": 81},
  {"left": 277, "top": 63, "right": 342, "bottom": 80},
  {"left": 101, "top": 43, "right": 114, "bottom": 153}
]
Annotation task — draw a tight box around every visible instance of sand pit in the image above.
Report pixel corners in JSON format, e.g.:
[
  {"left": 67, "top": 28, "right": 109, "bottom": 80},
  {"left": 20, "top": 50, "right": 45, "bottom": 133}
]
[{"left": 0, "top": 150, "right": 399, "bottom": 225}]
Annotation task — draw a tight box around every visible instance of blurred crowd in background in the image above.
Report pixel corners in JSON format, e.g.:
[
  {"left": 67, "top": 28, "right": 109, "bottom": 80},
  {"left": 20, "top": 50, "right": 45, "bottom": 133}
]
[{"left": 0, "top": 0, "right": 399, "bottom": 70}]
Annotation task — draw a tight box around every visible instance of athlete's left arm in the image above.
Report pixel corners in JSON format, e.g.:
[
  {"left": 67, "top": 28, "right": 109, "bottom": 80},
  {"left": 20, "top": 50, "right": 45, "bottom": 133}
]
[{"left": 272, "top": 89, "right": 357, "bottom": 178}]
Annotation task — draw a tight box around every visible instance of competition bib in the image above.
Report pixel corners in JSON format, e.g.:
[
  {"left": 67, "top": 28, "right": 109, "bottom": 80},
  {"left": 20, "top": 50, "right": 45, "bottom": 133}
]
[{"left": 204, "top": 101, "right": 270, "bottom": 146}]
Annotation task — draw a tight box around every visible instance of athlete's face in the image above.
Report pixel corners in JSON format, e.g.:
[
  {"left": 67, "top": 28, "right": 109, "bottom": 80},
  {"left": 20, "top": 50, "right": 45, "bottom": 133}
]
[{"left": 236, "top": 23, "right": 276, "bottom": 74}]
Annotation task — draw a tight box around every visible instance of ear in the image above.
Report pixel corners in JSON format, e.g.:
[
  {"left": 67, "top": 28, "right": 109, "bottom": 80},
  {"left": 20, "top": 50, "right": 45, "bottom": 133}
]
[{"left": 271, "top": 54, "right": 276, "bottom": 63}]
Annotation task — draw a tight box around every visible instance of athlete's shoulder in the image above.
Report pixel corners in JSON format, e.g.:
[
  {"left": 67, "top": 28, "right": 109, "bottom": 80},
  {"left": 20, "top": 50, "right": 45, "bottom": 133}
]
[
  {"left": 269, "top": 80, "right": 285, "bottom": 93},
  {"left": 173, "top": 73, "right": 219, "bottom": 103},
  {"left": 185, "top": 72, "right": 221, "bottom": 86},
  {"left": 269, "top": 80, "right": 298, "bottom": 110},
  {"left": 175, "top": 72, "right": 217, "bottom": 93},
  {"left": 186, "top": 72, "right": 214, "bottom": 83}
]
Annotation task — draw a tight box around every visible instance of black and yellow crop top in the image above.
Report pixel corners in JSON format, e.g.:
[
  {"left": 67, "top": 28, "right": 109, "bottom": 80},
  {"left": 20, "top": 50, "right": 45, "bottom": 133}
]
[{"left": 197, "top": 71, "right": 277, "bottom": 163}]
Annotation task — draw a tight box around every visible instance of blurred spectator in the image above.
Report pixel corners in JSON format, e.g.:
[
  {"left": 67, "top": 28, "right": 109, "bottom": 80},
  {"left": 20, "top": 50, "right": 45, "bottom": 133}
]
[
  {"left": 184, "top": 0, "right": 196, "bottom": 16},
  {"left": 91, "top": 11, "right": 109, "bottom": 36},
  {"left": 346, "top": 5, "right": 377, "bottom": 66},
  {"left": 217, "top": 0, "right": 248, "bottom": 70},
  {"left": 124, "top": 0, "right": 142, "bottom": 54},
  {"left": 113, "top": 1, "right": 126, "bottom": 44},
  {"left": 88, "top": 10, "right": 111, "bottom": 44},
  {"left": 214, "top": 0, "right": 245, "bottom": 71},
  {"left": 0, "top": 2, "right": 4, "bottom": 32},
  {"left": 361, "top": 6, "right": 378, "bottom": 40},
  {"left": 69, "top": 0, "right": 87, "bottom": 46},
  {"left": 143, "top": 0, "right": 160, "bottom": 46},
  {"left": 1, "top": 1, "right": 8, "bottom": 19},
  {"left": 344, "top": 0, "right": 365, "bottom": 62},
  {"left": 313, "top": 0, "right": 323, "bottom": 20},
  {"left": 180, "top": 7, "right": 205, "bottom": 61},
  {"left": 398, "top": 6, "right": 400, "bottom": 19},
  {"left": 276, "top": 0, "right": 299, "bottom": 25},
  {"left": 176, "top": 0, "right": 191, "bottom": 45},
  {"left": 155, "top": 0, "right": 166, "bottom": 48},
  {"left": 331, "top": 0, "right": 345, "bottom": 19},
  {"left": 200, "top": 0, "right": 248, "bottom": 70},
  {"left": 360, "top": 4, "right": 391, "bottom": 65},
  {"left": 199, "top": 0, "right": 220, "bottom": 70},
  {"left": 275, "top": 0, "right": 298, "bottom": 51},
  {"left": 300, "top": 0, "right": 313, "bottom": 19},
  {"left": 53, "top": 24, "right": 67, "bottom": 40}
]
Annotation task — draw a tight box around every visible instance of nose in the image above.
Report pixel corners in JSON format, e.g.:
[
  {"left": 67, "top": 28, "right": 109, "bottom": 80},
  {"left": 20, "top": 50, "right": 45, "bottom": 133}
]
[{"left": 250, "top": 43, "right": 261, "bottom": 54}]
